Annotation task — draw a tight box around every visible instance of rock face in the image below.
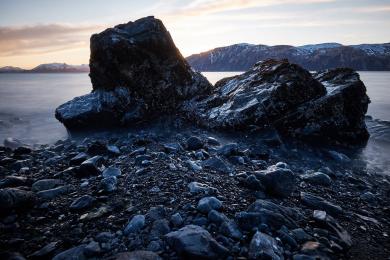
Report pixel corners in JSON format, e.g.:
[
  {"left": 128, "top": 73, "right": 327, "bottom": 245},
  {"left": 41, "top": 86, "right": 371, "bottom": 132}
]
[
  {"left": 185, "top": 59, "right": 369, "bottom": 143},
  {"left": 55, "top": 16, "right": 370, "bottom": 144},
  {"left": 55, "top": 16, "right": 211, "bottom": 129}
]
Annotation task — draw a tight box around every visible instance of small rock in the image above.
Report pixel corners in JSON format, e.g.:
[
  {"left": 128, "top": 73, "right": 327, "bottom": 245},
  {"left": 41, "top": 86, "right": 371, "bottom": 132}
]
[
  {"left": 202, "top": 156, "right": 232, "bottom": 174},
  {"left": 186, "top": 160, "right": 202, "bottom": 171},
  {"left": 36, "top": 185, "right": 71, "bottom": 200},
  {"left": 52, "top": 245, "right": 86, "bottom": 260},
  {"left": 197, "top": 196, "right": 222, "bottom": 214},
  {"left": 165, "top": 225, "right": 228, "bottom": 258},
  {"left": 301, "top": 192, "right": 343, "bottom": 216},
  {"left": 170, "top": 213, "right": 183, "bottom": 227},
  {"left": 0, "top": 176, "right": 30, "bottom": 188},
  {"left": 218, "top": 143, "right": 238, "bottom": 157},
  {"left": 70, "top": 195, "right": 96, "bottom": 210},
  {"left": 29, "top": 241, "right": 59, "bottom": 259},
  {"left": 114, "top": 251, "right": 161, "bottom": 260},
  {"left": 107, "top": 145, "right": 121, "bottom": 155},
  {"left": 32, "top": 179, "right": 63, "bottom": 192},
  {"left": 0, "top": 188, "right": 36, "bottom": 210},
  {"left": 77, "top": 156, "right": 104, "bottom": 176},
  {"left": 255, "top": 163, "right": 296, "bottom": 197},
  {"left": 70, "top": 152, "right": 89, "bottom": 165},
  {"left": 188, "top": 182, "right": 217, "bottom": 194},
  {"left": 248, "top": 231, "right": 283, "bottom": 259},
  {"left": 220, "top": 220, "right": 242, "bottom": 239},
  {"left": 186, "top": 136, "right": 203, "bottom": 150},
  {"left": 301, "top": 172, "right": 332, "bottom": 186},
  {"left": 124, "top": 215, "right": 145, "bottom": 235},
  {"left": 100, "top": 176, "right": 117, "bottom": 192}
]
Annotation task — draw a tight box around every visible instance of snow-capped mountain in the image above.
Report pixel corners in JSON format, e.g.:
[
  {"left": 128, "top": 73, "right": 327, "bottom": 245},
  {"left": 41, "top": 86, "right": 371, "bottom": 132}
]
[
  {"left": 0, "top": 66, "right": 25, "bottom": 72},
  {"left": 0, "top": 63, "right": 90, "bottom": 73},
  {"left": 187, "top": 43, "right": 390, "bottom": 71},
  {"left": 30, "top": 63, "right": 89, "bottom": 73}
]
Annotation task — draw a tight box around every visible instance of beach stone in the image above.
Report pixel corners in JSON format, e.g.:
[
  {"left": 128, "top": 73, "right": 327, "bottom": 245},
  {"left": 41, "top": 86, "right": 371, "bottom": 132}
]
[
  {"left": 124, "top": 215, "right": 145, "bottom": 235},
  {"left": 165, "top": 225, "right": 229, "bottom": 258},
  {"left": 197, "top": 196, "right": 222, "bottom": 214},
  {"left": 248, "top": 231, "right": 283, "bottom": 260}
]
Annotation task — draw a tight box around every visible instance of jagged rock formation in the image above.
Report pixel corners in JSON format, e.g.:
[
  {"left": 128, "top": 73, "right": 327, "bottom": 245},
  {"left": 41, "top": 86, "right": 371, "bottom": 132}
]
[
  {"left": 184, "top": 59, "right": 370, "bottom": 143},
  {"left": 186, "top": 42, "right": 390, "bottom": 71},
  {"left": 55, "top": 17, "right": 370, "bottom": 144},
  {"left": 55, "top": 16, "right": 212, "bottom": 129}
]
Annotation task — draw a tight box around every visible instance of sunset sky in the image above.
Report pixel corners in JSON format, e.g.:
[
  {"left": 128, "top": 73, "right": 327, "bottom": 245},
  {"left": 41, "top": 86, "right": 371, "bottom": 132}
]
[{"left": 0, "top": 0, "right": 389, "bottom": 68}]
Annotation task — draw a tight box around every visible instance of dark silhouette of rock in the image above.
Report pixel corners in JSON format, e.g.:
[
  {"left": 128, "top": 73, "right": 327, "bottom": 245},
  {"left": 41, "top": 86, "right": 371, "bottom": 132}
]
[
  {"left": 55, "top": 16, "right": 211, "bottom": 129},
  {"left": 55, "top": 17, "right": 370, "bottom": 144},
  {"left": 185, "top": 59, "right": 369, "bottom": 144}
]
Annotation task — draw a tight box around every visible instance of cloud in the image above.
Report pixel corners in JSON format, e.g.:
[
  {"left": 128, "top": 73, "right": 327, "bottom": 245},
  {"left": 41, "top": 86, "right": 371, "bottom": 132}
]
[
  {"left": 353, "top": 5, "right": 390, "bottom": 13},
  {"left": 0, "top": 23, "right": 104, "bottom": 56},
  {"left": 164, "top": 0, "right": 335, "bottom": 16}
]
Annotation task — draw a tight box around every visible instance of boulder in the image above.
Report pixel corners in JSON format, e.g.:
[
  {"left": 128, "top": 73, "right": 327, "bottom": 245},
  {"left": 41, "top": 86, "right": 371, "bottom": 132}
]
[
  {"left": 55, "top": 16, "right": 211, "bottom": 129},
  {"left": 165, "top": 225, "right": 229, "bottom": 258},
  {"left": 300, "top": 192, "right": 343, "bottom": 216},
  {"left": 184, "top": 59, "right": 369, "bottom": 144},
  {"left": 0, "top": 188, "right": 36, "bottom": 211}
]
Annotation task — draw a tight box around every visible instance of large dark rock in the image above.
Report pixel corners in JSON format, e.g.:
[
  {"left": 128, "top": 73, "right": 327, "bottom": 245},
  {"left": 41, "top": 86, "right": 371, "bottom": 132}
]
[
  {"left": 0, "top": 188, "right": 36, "bottom": 211},
  {"left": 55, "top": 16, "right": 211, "bottom": 129},
  {"left": 184, "top": 59, "right": 369, "bottom": 143},
  {"left": 275, "top": 68, "right": 370, "bottom": 143},
  {"left": 184, "top": 59, "right": 325, "bottom": 129}
]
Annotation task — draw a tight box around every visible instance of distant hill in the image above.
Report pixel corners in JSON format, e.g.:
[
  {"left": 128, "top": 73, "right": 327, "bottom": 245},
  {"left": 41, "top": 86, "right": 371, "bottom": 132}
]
[
  {"left": 186, "top": 43, "right": 390, "bottom": 71},
  {"left": 0, "top": 63, "right": 90, "bottom": 73}
]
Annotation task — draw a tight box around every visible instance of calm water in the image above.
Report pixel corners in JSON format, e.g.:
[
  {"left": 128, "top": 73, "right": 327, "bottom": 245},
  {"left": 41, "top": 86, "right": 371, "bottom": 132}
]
[{"left": 0, "top": 72, "right": 389, "bottom": 173}]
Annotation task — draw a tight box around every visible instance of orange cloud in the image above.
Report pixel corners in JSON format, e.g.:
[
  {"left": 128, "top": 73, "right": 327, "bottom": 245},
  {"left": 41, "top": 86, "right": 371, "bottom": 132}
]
[{"left": 0, "top": 24, "right": 104, "bottom": 56}]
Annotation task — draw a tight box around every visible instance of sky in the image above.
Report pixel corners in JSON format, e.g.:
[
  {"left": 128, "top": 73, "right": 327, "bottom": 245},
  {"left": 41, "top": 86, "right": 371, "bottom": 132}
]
[{"left": 0, "top": 0, "right": 389, "bottom": 68}]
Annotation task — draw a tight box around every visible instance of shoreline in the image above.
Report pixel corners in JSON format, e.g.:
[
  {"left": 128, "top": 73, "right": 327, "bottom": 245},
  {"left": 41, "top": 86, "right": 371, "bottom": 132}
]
[{"left": 1, "top": 122, "right": 389, "bottom": 259}]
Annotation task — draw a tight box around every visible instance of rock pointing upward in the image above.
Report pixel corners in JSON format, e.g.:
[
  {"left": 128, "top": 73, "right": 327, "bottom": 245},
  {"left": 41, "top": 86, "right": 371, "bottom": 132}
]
[{"left": 55, "top": 16, "right": 212, "bottom": 129}]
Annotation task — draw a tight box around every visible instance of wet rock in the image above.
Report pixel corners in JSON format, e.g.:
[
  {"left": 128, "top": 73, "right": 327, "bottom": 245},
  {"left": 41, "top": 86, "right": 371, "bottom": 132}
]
[
  {"left": 360, "top": 191, "right": 377, "bottom": 204},
  {"left": 84, "top": 241, "right": 102, "bottom": 257},
  {"left": 70, "top": 152, "right": 89, "bottom": 165},
  {"left": 52, "top": 245, "right": 86, "bottom": 260},
  {"left": 220, "top": 220, "right": 242, "bottom": 240},
  {"left": 301, "top": 192, "right": 343, "bottom": 216},
  {"left": 188, "top": 182, "right": 217, "bottom": 195},
  {"left": 107, "top": 145, "right": 121, "bottom": 155},
  {"left": 124, "top": 215, "right": 145, "bottom": 235},
  {"left": 208, "top": 210, "right": 228, "bottom": 225},
  {"left": 170, "top": 213, "right": 184, "bottom": 227},
  {"left": 102, "top": 166, "right": 121, "bottom": 178},
  {"left": 0, "top": 252, "right": 26, "bottom": 260},
  {"left": 291, "top": 228, "right": 313, "bottom": 244},
  {"left": 114, "top": 251, "right": 162, "bottom": 260},
  {"left": 147, "top": 206, "right": 167, "bottom": 221},
  {"left": 255, "top": 163, "right": 296, "bottom": 197},
  {"left": 186, "top": 160, "right": 202, "bottom": 171},
  {"left": 163, "top": 143, "right": 182, "bottom": 153},
  {"left": 95, "top": 232, "right": 114, "bottom": 243},
  {"left": 55, "top": 16, "right": 211, "bottom": 129},
  {"left": 165, "top": 225, "right": 229, "bottom": 258},
  {"left": 13, "top": 146, "right": 32, "bottom": 156},
  {"left": 0, "top": 176, "right": 30, "bottom": 188},
  {"left": 218, "top": 143, "right": 238, "bottom": 157},
  {"left": 36, "top": 185, "right": 71, "bottom": 200},
  {"left": 201, "top": 156, "right": 232, "bottom": 174},
  {"left": 186, "top": 136, "right": 203, "bottom": 150},
  {"left": 206, "top": 137, "right": 220, "bottom": 146},
  {"left": 70, "top": 195, "right": 96, "bottom": 210},
  {"left": 248, "top": 231, "right": 283, "bottom": 260},
  {"left": 328, "top": 150, "right": 351, "bottom": 162},
  {"left": 77, "top": 156, "right": 104, "bottom": 176},
  {"left": 197, "top": 196, "right": 222, "bottom": 214},
  {"left": 245, "top": 174, "right": 264, "bottom": 190},
  {"left": 29, "top": 241, "right": 59, "bottom": 259},
  {"left": 31, "top": 179, "right": 63, "bottom": 192},
  {"left": 149, "top": 219, "right": 171, "bottom": 240},
  {"left": 301, "top": 172, "right": 332, "bottom": 186},
  {"left": 100, "top": 176, "right": 117, "bottom": 192},
  {"left": 0, "top": 188, "right": 36, "bottom": 210}
]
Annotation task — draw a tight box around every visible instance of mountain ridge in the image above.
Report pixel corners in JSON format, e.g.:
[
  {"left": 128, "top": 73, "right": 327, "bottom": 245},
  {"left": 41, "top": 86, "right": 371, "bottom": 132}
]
[
  {"left": 186, "top": 42, "right": 390, "bottom": 71},
  {"left": 0, "top": 63, "right": 90, "bottom": 73}
]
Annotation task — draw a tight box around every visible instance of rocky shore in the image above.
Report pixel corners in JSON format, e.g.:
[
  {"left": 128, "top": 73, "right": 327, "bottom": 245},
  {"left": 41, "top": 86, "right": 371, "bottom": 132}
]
[
  {"left": 1, "top": 126, "right": 389, "bottom": 259},
  {"left": 1, "top": 16, "right": 389, "bottom": 259}
]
